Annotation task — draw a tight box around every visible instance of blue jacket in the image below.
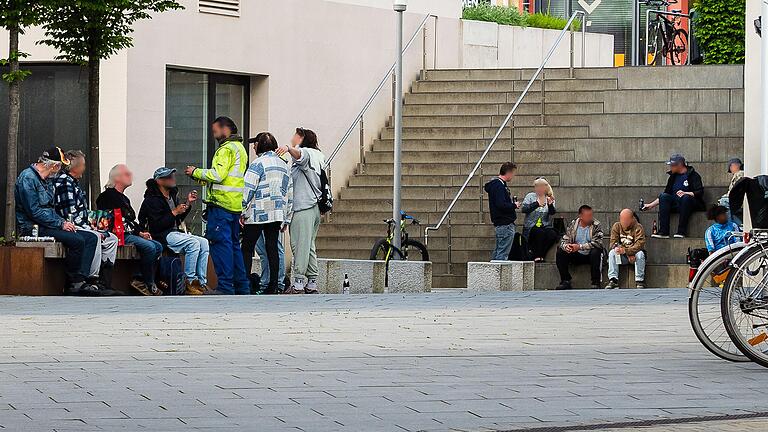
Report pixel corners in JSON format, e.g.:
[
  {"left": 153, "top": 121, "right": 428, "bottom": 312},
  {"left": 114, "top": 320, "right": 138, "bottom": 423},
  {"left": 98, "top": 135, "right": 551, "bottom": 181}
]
[
  {"left": 704, "top": 221, "right": 740, "bottom": 253},
  {"left": 15, "top": 165, "right": 65, "bottom": 235},
  {"left": 483, "top": 177, "right": 517, "bottom": 226}
]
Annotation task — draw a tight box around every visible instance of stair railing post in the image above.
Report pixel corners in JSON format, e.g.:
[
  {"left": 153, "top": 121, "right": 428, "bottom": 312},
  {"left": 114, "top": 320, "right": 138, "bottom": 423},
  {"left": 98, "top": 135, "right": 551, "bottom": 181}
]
[
  {"left": 478, "top": 172, "right": 484, "bottom": 223},
  {"left": 325, "top": 165, "right": 332, "bottom": 223},
  {"left": 421, "top": 25, "right": 427, "bottom": 81},
  {"left": 581, "top": 14, "right": 586, "bottom": 68},
  {"left": 447, "top": 214, "right": 453, "bottom": 275},
  {"left": 359, "top": 117, "right": 365, "bottom": 174},
  {"left": 433, "top": 15, "right": 439, "bottom": 69},
  {"left": 540, "top": 71, "right": 546, "bottom": 126},
  {"left": 569, "top": 22, "right": 575, "bottom": 78},
  {"left": 511, "top": 117, "right": 515, "bottom": 164},
  {"left": 391, "top": 71, "right": 397, "bottom": 117}
]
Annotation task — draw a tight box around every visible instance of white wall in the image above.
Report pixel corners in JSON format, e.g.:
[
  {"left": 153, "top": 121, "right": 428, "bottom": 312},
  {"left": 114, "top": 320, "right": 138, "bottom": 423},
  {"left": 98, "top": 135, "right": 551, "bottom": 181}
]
[
  {"left": 744, "top": 0, "right": 760, "bottom": 176},
  {"left": 1, "top": 0, "right": 463, "bottom": 207},
  {"left": 460, "top": 20, "right": 614, "bottom": 69}
]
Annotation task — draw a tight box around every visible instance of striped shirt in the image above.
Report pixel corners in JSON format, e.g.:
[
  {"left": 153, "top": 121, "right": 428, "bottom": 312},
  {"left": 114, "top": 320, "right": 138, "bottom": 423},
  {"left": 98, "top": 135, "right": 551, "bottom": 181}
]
[{"left": 243, "top": 151, "right": 293, "bottom": 224}]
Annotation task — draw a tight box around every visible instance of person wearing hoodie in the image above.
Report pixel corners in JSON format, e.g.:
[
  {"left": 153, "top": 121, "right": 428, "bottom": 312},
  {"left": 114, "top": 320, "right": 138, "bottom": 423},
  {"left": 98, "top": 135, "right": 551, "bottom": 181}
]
[
  {"left": 641, "top": 154, "right": 705, "bottom": 239},
  {"left": 555, "top": 205, "right": 604, "bottom": 290},
  {"left": 184, "top": 116, "right": 250, "bottom": 296},
  {"left": 138, "top": 167, "right": 208, "bottom": 295},
  {"left": 704, "top": 205, "right": 740, "bottom": 253},
  {"left": 719, "top": 158, "right": 744, "bottom": 225},
  {"left": 484, "top": 162, "right": 520, "bottom": 261},
  {"left": 606, "top": 209, "right": 647, "bottom": 289}
]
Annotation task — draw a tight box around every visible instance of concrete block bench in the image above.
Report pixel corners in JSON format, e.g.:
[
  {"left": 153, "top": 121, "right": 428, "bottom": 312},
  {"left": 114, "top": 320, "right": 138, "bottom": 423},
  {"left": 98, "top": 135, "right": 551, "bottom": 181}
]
[
  {"left": 466, "top": 261, "right": 535, "bottom": 292},
  {"left": 387, "top": 260, "right": 432, "bottom": 293},
  {"left": 317, "top": 259, "right": 386, "bottom": 294}
]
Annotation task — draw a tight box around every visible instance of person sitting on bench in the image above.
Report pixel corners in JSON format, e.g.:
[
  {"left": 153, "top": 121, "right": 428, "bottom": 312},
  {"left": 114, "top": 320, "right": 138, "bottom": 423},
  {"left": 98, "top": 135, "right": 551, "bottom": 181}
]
[
  {"left": 555, "top": 205, "right": 604, "bottom": 290},
  {"left": 14, "top": 147, "right": 102, "bottom": 296}
]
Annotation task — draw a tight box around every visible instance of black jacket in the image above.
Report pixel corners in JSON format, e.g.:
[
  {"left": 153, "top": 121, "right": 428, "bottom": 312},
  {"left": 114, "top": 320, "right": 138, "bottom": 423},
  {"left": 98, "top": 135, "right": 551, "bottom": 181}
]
[
  {"left": 664, "top": 165, "right": 705, "bottom": 208},
  {"left": 484, "top": 177, "right": 517, "bottom": 226},
  {"left": 96, "top": 187, "right": 140, "bottom": 235},
  {"left": 729, "top": 176, "right": 768, "bottom": 228},
  {"left": 137, "top": 179, "right": 189, "bottom": 244}
]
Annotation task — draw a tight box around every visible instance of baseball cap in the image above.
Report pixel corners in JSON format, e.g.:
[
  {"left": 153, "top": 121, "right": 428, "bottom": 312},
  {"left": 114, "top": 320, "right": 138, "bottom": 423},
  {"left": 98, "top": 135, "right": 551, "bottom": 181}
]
[
  {"left": 153, "top": 167, "right": 177, "bottom": 179},
  {"left": 666, "top": 154, "right": 686, "bottom": 166},
  {"left": 41, "top": 147, "right": 69, "bottom": 165}
]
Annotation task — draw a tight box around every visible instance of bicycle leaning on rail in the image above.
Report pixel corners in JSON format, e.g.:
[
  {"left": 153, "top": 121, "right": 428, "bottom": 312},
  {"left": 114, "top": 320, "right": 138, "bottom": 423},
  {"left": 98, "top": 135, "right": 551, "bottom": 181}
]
[
  {"left": 687, "top": 233, "right": 749, "bottom": 362},
  {"left": 370, "top": 211, "right": 429, "bottom": 264},
  {"left": 641, "top": 0, "right": 688, "bottom": 65}
]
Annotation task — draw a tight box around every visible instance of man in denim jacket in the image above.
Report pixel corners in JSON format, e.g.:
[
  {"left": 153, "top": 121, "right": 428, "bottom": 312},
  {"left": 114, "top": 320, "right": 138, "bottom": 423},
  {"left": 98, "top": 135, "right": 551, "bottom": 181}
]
[{"left": 15, "top": 147, "right": 101, "bottom": 295}]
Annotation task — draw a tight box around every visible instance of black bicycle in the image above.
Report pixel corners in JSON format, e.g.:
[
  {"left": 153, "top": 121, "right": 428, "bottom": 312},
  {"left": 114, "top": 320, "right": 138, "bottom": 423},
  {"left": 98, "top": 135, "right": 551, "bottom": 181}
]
[
  {"left": 642, "top": 0, "right": 688, "bottom": 65},
  {"left": 370, "top": 211, "right": 429, "bottom": 263}
]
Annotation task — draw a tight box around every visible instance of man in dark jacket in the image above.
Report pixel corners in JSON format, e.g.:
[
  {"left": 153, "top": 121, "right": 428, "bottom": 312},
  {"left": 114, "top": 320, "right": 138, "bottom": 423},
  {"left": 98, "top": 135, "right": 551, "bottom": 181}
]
[
  {"left": 555, "top": 205, "right": 604, "bottom": 290},
  {"left": 97, "top": 164, "right": 163, "bottom": 296},
  {"left": 484, "top": 162, "right": 520, "bottom": 261},
  {"left": 15, "top": 147, "right": 101, "bottom": 295},
  {"left": 138, "top": 167, "right": 207, "bottom": 295},
  {"left": 641, "top": 154, "right": 705, "bottom": 238}
]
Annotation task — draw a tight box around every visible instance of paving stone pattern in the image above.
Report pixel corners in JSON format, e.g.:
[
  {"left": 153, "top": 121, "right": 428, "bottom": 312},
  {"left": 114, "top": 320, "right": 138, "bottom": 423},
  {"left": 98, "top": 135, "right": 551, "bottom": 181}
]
[{"left": 1, "top": 289, "right": 766, "bottom": 431}]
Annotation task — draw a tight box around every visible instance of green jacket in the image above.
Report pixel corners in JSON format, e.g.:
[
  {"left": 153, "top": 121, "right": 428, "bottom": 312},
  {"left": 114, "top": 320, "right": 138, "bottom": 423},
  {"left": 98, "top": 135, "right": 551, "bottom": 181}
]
[{"left": 191, "top": 136, "right": 248, "bottom": 213}]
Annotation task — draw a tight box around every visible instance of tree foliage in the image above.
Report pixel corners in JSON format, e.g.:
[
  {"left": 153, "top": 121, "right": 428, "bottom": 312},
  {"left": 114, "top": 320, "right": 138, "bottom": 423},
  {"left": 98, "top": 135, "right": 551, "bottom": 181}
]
[
  {"left": 39, "top": 0, "right": 183, "bottom": 63},
  {"left": 0, "top": 0, "right": 48, "bottom": 83},
  {"left": 692, "top": 0, "right": 746, "bottom": 64}
]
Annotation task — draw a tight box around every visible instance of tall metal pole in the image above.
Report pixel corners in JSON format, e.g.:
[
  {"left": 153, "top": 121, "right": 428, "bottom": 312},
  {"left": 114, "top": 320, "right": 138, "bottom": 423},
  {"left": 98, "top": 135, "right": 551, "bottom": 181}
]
[
  {"left": 393, "top": 2, "right": 406, "bottom": 253},
  {"left": 631, "top": 0, "right": 640, "bottom": 66},
  {"left": 762, "top": 1, "right": 768, "bottom": 172}
]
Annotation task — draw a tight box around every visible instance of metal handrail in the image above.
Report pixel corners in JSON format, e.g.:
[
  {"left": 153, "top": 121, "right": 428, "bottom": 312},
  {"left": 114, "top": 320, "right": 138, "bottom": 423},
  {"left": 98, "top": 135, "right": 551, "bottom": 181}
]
[
  {"left": 424, "top": 11, "right": 586, "bottom": 247},
  {"left": 325, "top": 13, "right": 436, "bottom": 168}
]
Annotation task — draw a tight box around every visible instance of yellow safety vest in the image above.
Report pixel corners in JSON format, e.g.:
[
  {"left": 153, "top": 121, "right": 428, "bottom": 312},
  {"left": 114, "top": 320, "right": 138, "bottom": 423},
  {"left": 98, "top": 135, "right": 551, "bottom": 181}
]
[{"left": 192, "top": 138, "right": 248, "bottom": 213}]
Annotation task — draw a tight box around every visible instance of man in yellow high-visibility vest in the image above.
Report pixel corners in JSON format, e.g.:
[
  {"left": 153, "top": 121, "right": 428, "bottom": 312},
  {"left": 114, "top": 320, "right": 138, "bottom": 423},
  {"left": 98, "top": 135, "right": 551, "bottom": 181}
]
[{"left": 184, "top": 116, "right": 249, "bottom": 295}]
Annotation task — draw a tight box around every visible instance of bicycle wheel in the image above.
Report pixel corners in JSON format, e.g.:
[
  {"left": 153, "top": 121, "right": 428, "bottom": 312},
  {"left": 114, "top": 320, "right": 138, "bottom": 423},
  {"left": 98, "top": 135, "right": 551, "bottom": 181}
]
[
  {"left": 670, "top": 29, "right": 688, "bottom": 65},
  {"left": 370, "top": 238, "right": 403, "bottom": 261},
  {"left": 688, "top": 243, "right": 749, "bottom": 362},
  {"left": 403, "top": 239, "right": 429, "bottom": 261},
  {"left": 721, "top": 245, "right": 768, "bottom": 368},
  {"left": 648, "top": 25, "right": 662, "bottom": 66}
]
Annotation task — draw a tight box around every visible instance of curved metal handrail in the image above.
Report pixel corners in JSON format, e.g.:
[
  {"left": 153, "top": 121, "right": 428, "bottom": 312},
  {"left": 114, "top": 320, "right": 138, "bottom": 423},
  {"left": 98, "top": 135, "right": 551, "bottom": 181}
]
[
  {"left": 424, "top": 11, "right": 586, "bottom": 246},
  {"left": 325, "top": 13, "right": 436, "bottom": 168}
]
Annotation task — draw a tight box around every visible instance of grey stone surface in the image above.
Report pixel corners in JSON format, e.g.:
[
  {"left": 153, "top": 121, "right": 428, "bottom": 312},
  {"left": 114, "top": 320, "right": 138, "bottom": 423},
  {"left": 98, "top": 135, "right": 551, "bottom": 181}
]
[
  {"left": 467, "top": 261, "right": 535, "bottom": 291},
  {"left": 317, "top": 258, "right": 386, "bottom": 294},
  {"left": 387, "top": 260, "right": 432, "bottom": 293}
]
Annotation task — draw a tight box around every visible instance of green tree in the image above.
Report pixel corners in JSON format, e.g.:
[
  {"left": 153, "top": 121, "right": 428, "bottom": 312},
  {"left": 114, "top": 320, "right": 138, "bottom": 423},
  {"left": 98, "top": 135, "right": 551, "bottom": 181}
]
[
  {"left": 40, "top": 0, "right": 183, "bottom": 203},
  {"left": 0, "top": 1, "right": 50, "bottom": 239},
  {"left": 693, "top": 0, "right": 746, "bottom": 64}
]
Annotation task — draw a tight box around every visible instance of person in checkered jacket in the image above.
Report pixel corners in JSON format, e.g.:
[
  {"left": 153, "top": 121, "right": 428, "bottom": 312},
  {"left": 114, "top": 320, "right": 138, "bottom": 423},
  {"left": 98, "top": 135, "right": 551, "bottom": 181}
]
[{"left": 53, "top": 150, "right": 120, "bottom": 294}]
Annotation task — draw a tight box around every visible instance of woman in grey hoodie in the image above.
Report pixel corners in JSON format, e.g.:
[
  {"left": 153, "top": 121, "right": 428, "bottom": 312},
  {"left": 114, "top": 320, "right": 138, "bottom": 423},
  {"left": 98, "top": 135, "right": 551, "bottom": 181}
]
[{"left": 521, "top": 177, "right": 558, "bottom": 262}]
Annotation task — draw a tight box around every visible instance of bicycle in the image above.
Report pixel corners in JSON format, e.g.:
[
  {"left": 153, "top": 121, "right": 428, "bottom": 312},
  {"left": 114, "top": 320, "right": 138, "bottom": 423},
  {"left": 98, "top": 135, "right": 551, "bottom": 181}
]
[
  {"left": 688, "top": 234, "right": 749, "bottom": 362},
  {"left": 720, "top": 230, "right": 768, "bottom": 368},
  {"left": 370, "top": 211, "right": 429, "bottom": 264},
  {"left": 641, "top": 0, "right": 688, "bottom": 66}
]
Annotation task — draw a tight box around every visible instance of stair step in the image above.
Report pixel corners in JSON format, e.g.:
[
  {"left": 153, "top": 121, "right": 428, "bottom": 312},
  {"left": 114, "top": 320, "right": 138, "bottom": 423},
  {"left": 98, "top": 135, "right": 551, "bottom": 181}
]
[{"left": 413, "top": 78, "right": 619, "bottom": 93}]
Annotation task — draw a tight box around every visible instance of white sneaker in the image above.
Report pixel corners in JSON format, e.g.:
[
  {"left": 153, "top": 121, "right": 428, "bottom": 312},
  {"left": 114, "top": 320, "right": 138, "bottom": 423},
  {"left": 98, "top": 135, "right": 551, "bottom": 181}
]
[
  {"left": 651, "top": 234, "right": 670, "bottom": 239},
  {"left": 305, "top": 279, "right": 319, "bottom": 294},
  {"left": 673, "top": 234, "right": 686, "bottom": 239}
]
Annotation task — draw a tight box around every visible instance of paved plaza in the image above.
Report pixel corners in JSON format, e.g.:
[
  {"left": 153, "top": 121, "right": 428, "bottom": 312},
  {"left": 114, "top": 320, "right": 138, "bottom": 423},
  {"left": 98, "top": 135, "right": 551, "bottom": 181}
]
[{"left": 1, "top": 289, "right": 767, "bottom": 431}]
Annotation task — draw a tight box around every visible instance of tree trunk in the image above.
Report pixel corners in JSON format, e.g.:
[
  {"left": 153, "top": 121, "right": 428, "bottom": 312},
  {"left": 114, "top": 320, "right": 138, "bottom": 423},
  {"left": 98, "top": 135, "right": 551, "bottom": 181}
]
[
  {"left": 87, "top": 57, "right": 101, "bottom": 206},
  {"left": 4, "top": 27, "right": 20, "bottom": 239}
]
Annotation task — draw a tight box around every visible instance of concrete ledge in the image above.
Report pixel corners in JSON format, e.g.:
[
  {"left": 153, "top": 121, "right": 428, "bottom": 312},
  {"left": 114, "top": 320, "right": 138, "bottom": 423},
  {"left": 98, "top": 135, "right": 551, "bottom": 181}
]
[
  {"left": 467, "top": 261, "right": 535, "bottom": 292},
  {"left": 318, "top": 259, "right": 386, "bottom": 294},
  {"left": 387, "top": 261, "right": 432, "bottom": 293}
]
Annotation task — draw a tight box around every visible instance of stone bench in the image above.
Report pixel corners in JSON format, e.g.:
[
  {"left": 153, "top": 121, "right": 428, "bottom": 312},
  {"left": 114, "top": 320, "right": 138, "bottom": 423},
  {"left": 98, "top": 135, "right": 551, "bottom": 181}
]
[
  {"left": 466, "top": 261, "right": 535, "bottom": 292},
  {"left": 317, "top": 259, "right": 387, "bottom": 294},
  {"left": 387, "top": 260, "right": 432, "bottom": 293}
]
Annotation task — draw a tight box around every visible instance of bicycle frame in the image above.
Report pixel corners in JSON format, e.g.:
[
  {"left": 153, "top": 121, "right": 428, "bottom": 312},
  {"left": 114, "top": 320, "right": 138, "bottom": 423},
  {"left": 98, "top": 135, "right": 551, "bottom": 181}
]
[
  {"left": 382, "top": 218, "right": 412, "bottom": 261},
  {"left": 644, "top": 8, "right": 691, "bottom": 65}
]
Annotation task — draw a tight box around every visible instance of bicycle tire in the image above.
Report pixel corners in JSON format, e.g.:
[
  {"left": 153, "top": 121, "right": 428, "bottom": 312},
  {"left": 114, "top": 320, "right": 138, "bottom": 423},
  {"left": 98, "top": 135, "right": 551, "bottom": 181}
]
[
  {"left": 721, "top": 245, "right": 768, "bottom": 368},
  {"left": 688, "top": 243, "right": 749, "bottom": 362},
  {"left": 670, "top": 29, "right": 688, "bottom": 65},
  {"left": 370, "top": 238, "right": 403, "bottom": 261},
  {"left": 404, "top": 239, "right": 429, "bottom": 262},
  {"left": 648, "top": 25, "right": 662, "bottom": 66}
]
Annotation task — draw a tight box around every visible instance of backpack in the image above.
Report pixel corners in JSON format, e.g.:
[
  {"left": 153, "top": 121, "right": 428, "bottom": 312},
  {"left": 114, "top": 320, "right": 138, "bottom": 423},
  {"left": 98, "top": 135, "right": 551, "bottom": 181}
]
[
  {"left": 158, "top": 256, "right": 185, "bottom": 295},
  {"left": 508, "top": 232, "right": 532, "bottom": 261},
  {"left": 302, "top": 167, "right": 333, "bottom": 215}
]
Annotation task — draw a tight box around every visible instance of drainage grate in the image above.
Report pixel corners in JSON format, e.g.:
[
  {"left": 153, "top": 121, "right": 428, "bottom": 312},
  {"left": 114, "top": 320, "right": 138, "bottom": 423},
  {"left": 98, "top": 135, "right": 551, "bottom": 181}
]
[{"left": 497, "top": 411, "right": 768, "bottom": 432}]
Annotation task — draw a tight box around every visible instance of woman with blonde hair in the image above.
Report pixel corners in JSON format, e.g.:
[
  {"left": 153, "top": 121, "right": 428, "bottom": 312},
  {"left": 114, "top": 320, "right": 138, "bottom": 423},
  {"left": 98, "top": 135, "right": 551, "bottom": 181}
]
[{"left": 521, "top": 177, "right": 558, "bottom": 262}]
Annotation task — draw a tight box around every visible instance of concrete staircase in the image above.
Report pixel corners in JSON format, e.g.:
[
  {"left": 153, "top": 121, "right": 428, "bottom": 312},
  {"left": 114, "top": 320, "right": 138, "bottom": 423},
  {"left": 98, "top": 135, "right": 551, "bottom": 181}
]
[{"left": 318, "top": 65, "right": 744, "bottom": 289}]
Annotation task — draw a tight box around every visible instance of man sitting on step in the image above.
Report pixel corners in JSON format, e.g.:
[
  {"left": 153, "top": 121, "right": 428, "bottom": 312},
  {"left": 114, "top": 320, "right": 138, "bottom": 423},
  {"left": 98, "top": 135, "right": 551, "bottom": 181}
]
[
  {"left": 606, "top": 209, "right": 647, "bottom": 289},
  {"left": 555, "top": 205, "right": 604, "bottom": 290}
]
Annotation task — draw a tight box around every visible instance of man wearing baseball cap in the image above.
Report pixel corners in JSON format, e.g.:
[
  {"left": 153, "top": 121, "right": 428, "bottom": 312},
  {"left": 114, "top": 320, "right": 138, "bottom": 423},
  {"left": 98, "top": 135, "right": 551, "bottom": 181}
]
[
  {"left": 14, "top": 147, "right": 103, "bottom": 295},
  {"left": 138, "top": 167, "right": 208, "bottom": 295},
  {"left": 641, "top": 153, "right": 705, "bottom": 238}
]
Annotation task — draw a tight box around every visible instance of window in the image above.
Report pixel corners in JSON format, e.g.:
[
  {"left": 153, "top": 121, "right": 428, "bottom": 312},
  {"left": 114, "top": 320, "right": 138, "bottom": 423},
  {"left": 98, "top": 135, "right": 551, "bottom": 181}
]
[
  {"left": 199, "top": 0, "right": 240, "bottom": 17},
  {"left": 165, "top": 69, "right": 249, "bottom": 234}
]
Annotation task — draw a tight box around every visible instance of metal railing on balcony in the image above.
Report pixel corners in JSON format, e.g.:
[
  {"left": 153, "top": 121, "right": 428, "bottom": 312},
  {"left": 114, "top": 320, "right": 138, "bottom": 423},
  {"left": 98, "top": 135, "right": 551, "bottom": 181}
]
[{"left": 423, "top": 11, "right": 586, "bottom": 274}]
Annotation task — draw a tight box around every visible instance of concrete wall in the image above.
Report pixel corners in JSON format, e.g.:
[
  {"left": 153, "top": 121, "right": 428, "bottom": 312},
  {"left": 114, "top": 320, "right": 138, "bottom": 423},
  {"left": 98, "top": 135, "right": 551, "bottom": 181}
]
[
  {"left": 460, "top": 20, "right": 614, "bottom": 69},
  {"left": 0, "top": 0, "right": 462, "bottom": 206}
]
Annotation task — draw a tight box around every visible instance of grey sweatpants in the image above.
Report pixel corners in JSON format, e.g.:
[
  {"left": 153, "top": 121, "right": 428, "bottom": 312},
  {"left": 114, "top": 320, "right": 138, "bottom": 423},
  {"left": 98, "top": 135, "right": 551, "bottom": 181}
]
[
  {"left": 290, "top": 205, "right": 320, "bottom": 281},
  {"left": 79, "top": 229, "right": 118, "bottom": 277}
]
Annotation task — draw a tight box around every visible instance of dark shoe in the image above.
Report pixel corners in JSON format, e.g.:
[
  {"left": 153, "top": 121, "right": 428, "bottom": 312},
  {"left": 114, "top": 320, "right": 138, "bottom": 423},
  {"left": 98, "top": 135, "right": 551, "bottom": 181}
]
[
  {"left": 555, "top": 280, "right": 571, "bottom": 290},
  {"left": 591, "top": 283, "right": 601, "bottom": 290},
  {"left": 636, "top": 280, "right": 646, "bottom": 288},
  {"left": 605, "top": 278, "right": 620, "bottom": 289},
  {"left": 203, "top": 289, "right": 229, "bottom": 295},
  {"left": 131, "top": 279, "right": 153, "bottom": 296}
]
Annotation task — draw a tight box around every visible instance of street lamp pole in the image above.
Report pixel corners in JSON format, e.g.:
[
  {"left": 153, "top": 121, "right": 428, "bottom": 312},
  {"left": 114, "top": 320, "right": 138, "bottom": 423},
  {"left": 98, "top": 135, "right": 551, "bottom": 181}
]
[{"left": 392, "top": 0, "right": 407, "bottom": 254}]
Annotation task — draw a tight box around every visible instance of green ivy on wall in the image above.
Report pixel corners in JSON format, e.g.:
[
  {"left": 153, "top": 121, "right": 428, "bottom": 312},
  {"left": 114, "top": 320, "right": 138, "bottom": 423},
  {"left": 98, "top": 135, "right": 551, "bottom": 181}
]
[{"left": 693, "top": 0, "right": 745, "bottom": 64}]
